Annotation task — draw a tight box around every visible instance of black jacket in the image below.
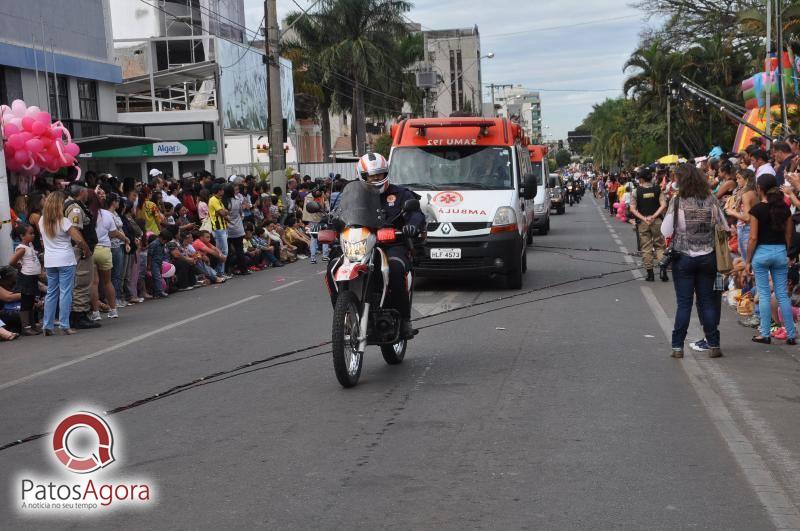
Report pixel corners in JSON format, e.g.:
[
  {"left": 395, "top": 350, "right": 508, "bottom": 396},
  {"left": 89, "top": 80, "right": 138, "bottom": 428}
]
[{"left": 381, "top": 184, "right": 425, "bottom": 230}]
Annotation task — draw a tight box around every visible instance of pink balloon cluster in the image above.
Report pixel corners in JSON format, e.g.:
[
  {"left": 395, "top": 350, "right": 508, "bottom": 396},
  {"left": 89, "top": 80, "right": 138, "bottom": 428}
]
[
  {"left": 616, "top": 203, "right": 627, "bottom": 222},
  {"left": 1, "top": 99, "right": 80, "bottom": 176}
]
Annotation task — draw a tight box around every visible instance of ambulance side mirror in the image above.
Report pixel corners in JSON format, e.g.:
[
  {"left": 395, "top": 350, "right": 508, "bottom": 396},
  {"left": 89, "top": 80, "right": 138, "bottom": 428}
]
[{"left": 523, "top": 173, "right": 538, "bottom": 200}]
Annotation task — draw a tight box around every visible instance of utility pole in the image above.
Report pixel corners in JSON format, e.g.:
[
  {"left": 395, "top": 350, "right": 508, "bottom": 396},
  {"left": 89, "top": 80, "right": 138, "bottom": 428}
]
[
  {"left": 264, "top": 0, "right": 285, "bottom": 188},
  {"left": 667, "top": 95, "right": 671, "bottom": 154},
  {"left": 0, "top": 136, "right": 10, "bottom": 265},
  {"left": 765, "top": 0, "right": 772, "bottom": 147}
]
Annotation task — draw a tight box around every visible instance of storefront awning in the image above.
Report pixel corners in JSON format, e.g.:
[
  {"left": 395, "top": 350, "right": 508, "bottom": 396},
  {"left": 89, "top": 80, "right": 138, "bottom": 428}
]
[{"left": 74, "top": 135, "right": 162, "bottom": 153}]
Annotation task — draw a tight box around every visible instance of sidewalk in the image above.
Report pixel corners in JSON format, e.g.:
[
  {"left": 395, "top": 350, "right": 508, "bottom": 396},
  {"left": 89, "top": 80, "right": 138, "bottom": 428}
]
[{"left": 601, "top": 198, "right": 800, "bottom": 521}]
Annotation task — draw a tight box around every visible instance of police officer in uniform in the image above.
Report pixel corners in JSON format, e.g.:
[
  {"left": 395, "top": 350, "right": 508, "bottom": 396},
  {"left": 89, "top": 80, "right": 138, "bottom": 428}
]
[
  {"left": 325, "top": 153, "right": 426, "bottom": 339},
  {"left": 65, "top": 181, "right": 100, "bottom": 329},
  {"left": 630, "top": 167, "right": 668, "bottom": 282}
]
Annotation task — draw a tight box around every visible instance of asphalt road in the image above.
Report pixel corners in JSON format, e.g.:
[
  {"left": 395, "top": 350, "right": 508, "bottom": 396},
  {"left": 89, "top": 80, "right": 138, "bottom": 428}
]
[{"left": 0, "top": 196, "right": 777, "bottom": 528}]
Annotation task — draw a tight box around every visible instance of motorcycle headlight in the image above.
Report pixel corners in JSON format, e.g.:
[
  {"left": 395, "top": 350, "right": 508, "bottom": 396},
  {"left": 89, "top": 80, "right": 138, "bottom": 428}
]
[
  {"left": 534, "top": 203, "right": 546, "bottom": 213},
  {"left": 341, "top": 229, "right": 375, "bottom": 263},
  {"left": 342, "top": 238, "right": 368, "bottom": 262}
]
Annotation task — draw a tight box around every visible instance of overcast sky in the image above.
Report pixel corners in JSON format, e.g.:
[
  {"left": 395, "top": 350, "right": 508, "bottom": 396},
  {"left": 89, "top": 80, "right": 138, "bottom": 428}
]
[{"left": 242, "top": 0, "right": 648, "bottom": 139}]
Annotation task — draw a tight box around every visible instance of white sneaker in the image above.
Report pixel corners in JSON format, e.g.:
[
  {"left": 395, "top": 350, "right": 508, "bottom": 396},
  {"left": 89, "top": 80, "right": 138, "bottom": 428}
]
[
  {"left": 107, "top": 309, "right": 119, "bottom": 319},
  {"left": 116, "top": 299, "right": 127, "bottom": 308},
  {"left": 89, "top": 311, "right": 102, "bottom": 321}
]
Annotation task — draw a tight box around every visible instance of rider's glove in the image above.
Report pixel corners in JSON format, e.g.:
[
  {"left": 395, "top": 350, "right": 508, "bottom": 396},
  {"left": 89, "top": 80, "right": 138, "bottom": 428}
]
[{"left": 402, "top": 225, "right": 419, "bottom": 238}]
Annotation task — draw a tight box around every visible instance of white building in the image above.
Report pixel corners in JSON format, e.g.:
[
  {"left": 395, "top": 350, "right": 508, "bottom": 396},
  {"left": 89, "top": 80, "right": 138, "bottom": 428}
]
[
  {"left": 421, "top": 27, "right": 483, "bottom": 117},
  {"left": 493, "top": 86, "right": 542, "bottom": 142},
  {"left": 0, "top": 0, "right": 122, "bottom": 150},
  {"left": 105, "top": 0, "right": 296, "bottom": 179}
]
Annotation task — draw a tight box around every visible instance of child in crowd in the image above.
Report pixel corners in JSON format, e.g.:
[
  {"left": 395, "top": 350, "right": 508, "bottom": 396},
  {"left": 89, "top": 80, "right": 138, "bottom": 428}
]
[
  {"left": 147, "top": 232, "right": 170, "bottom": 298},
  {"left": 9, "top": 224, "right": 43, "bottom": 335}
]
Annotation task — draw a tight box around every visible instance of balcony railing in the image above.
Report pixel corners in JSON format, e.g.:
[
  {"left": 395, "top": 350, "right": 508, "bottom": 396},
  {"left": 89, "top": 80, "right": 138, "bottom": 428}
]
[{"left": 61, "top": 119, "right": 145, "bottom": 139}]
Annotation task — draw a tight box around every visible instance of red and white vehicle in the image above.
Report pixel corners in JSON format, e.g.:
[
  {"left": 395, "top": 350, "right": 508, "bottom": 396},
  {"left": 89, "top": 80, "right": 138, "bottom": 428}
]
[{"left": 388, "top": 118, "right": 538, "bottom": 288}]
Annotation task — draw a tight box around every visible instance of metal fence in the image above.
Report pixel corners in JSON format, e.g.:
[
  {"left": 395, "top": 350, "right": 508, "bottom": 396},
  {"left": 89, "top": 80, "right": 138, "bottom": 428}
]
[
  {"left": 296, "top": 161, "right": 359, "bottom": 180},
  {"left": 225, "top": 160, "right": 360, "bottom": 181}
]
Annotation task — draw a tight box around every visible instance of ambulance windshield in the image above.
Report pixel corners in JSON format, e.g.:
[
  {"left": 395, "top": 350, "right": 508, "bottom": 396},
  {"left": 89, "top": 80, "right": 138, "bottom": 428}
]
[{"left": 389, "top": 146, "right": 513, "bottom": 191}]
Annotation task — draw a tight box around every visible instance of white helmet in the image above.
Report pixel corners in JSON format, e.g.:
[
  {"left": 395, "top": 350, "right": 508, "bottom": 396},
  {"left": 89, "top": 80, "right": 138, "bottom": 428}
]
[{"left": 358, "top": 153, "right": 389, "bottom": 191}]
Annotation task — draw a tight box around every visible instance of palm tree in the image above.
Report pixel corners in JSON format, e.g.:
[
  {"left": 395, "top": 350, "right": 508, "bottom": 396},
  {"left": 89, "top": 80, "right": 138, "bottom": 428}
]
[
  {"left": 283, "top": 11, "right": 336, "bottom": 160},
  {"left": 317, "top": 0, "right": 412, "bottom": 155},
  {"left": 623, "top": 39, "right": 683, "bottom": 112}
]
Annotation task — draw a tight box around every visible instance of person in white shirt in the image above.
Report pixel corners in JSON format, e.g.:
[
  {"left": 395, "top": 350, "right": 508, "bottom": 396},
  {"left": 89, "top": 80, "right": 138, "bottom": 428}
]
[
  {"left": 10, "top": 224, "right": 42, "bottom": 335},
  {"left": 90, "top": 198, "right": 129, "bottom": 320},
  {"left": 38, "top": 191, "right": 90, "bottom": 335},
  {"left": 752, "top": 149, "right": 776, "bottom": 178}
]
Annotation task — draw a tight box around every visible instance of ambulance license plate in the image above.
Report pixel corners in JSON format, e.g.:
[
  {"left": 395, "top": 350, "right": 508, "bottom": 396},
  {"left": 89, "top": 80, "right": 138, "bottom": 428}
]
[{"left": 430, "top": 248, "right": 461, "bottom": 259}]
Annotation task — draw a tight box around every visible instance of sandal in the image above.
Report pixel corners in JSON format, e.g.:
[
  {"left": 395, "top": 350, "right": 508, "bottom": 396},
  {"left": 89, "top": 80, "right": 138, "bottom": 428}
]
[
  {"left": 0, "top": 328, "right": 19, "bottom": 341},
  {"left": 752, "top": 335, "right": 772, "bottom": 344},
  {"left": 771, "top": 327, "right": 788, "bottom": 340}
]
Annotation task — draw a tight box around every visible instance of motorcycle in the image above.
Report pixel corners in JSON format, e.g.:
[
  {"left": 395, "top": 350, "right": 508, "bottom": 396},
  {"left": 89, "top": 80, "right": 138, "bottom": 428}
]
[
  {"left": 309, "top": 181, "right": 424, "bottom": 388},
  {"left": 566, "top": 182, "right": 575, "bottom": 206}
]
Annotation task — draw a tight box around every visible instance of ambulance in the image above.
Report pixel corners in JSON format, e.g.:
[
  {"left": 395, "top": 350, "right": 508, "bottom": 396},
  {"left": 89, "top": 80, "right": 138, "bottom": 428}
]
[{"left": 387, "top": 118, "right": 538, "bottom": 289}]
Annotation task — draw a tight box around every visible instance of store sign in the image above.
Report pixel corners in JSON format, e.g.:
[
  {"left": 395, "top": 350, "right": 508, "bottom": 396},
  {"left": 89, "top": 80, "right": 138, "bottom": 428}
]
[
  {"left": 81, "top": 140, "right": 217, "bottom": 159},
  {"left": 153, "top": 142, "right": 189, "bottom": 157}
]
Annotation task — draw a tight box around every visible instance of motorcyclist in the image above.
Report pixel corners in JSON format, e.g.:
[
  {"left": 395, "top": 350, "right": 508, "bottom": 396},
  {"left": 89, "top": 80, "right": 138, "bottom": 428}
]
[{"left": 325, "top": 153, "right": 426, "bottom": 339}]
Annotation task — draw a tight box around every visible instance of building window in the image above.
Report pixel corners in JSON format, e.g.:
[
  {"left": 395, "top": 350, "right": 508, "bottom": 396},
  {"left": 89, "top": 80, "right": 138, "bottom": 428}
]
[
  {"left": 78, "top": 79, "right": 98, "bottom": 121},
  {"left": 47, "top": 74, "right": 70, "bottom": 120},
  {"left": 0, "top": 66, "right": 23, "bottom": 104}
]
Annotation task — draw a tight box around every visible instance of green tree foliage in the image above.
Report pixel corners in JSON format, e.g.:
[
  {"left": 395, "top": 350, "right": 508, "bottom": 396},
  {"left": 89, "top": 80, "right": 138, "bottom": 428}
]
[
  {"left": 555, "top": 149, "right": 572, "bottom": 168},
  {"left": 284, "top": 0, "right": 422, "bottom": 158},
  {"left": 578, "top": 0, "right": 798, "bottom": 166},
  {"left": 374, "top": 134, "right": 393, "bottom": 158}
]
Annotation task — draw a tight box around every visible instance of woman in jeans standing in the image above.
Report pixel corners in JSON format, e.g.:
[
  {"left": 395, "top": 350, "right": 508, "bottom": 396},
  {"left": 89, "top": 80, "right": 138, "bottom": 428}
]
[
  {"left": 105, "top": 193, "right": 130, "bottom": 309},
  {"left": 662, "top": 164, "right": 728, "bottom": 359},
  {"left": 746, "top": 173, "right": 797, "bottom": 345},
  {"left": 39, "top": 191, "right": 91, "bottom": 335},
  {"left": 223, "top": 184, "right": 248, "bottom": 275},
  {"left": 725, "top": 169, "right": 757, "bottom": 262}
]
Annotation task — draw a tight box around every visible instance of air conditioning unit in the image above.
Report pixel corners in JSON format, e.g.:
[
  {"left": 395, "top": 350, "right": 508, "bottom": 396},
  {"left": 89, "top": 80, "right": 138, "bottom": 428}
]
[{"left": 416, "top": 70, "right": 438, "bottom": 89}]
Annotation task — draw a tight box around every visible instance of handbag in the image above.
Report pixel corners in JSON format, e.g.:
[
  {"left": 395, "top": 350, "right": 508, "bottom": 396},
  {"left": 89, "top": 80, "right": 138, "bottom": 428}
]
[{"left": 713, "top": 204, "right": 734, "bottom": 273}]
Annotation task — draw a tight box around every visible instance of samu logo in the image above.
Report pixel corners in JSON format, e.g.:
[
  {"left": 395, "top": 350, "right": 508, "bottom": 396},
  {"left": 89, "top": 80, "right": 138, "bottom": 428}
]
[{"left": 52, "top": 412, "right": 115, "bottom": 474}]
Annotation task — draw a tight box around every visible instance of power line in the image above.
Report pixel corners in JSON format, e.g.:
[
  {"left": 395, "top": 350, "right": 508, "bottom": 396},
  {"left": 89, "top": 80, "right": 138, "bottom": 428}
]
[
  {"left": 138, "top": 0, "right": 410, "bottom": 106},
  {"left": 481, "top": 14, "right": 640, "bottom": 39},
  {"left": 486, "top": 84, "right": 620, "bottom": 93},
  {"left": 218, "top": 15, "right": 265, "bottom": 69}
]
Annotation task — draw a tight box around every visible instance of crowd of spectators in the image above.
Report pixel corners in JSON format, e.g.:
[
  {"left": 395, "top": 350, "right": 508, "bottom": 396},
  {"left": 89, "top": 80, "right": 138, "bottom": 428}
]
[
  {"left": 0, "top": 168, "right": 343, "bottom": 339},
  {"left": 592, "top": 135, "right": 800, "bottom": 355}
]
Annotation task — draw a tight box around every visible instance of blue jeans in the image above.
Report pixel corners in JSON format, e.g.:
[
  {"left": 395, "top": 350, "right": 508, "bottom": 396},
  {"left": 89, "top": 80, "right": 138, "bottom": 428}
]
[
  {"left": 309, "top": 235, "right": 329, "bottom": 259},
  {"left": 737, "top": 224, "right": 751, "bottom": 262},
  {"left": 752, "top": 244, "right": 796, "bottom": 339},
  {"left": 671, "top": 252, "right": 720, "bottom": 349},
  {"left": 44, "top": 265, "right": 76, "bottom": 330},
  {"left": 151, "top": 259, "right": 164, "bottom": 296},
  {"left": 213, "top": 229, "right": 228, "bottom": 275},
  {"left": 603, "top": 190, "right": 609, "bottom": 209},
  {"left": 111, "top": 246, "right": 125, "bottom": 301}
]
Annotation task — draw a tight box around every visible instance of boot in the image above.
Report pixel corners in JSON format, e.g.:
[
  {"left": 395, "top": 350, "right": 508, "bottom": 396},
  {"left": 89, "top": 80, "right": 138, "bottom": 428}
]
[
  {"left": 660, "top": 267, "right": 669, "bottom": 282},
  {"left": 72, "top": 312, "right": 101, "bottom": 329},
  {"left": 645, "top": 269, "right": 655, "bottom": 282},
  {"left": 401, "top": 319, "right": 418, "bottom": 340},
  {"left": 19, "top": 312, "right": 41, "bottom": 336}
]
